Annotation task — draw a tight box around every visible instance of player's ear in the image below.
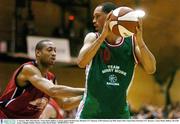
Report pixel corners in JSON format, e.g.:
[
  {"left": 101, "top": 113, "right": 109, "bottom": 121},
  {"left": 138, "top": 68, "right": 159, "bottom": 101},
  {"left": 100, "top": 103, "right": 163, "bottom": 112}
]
[{"left": 35, "top": 50, "right": 41, "bottom": 57}]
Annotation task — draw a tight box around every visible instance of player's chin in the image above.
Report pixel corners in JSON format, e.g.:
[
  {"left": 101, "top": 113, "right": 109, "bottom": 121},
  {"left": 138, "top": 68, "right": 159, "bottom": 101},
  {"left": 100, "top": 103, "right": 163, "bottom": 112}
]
[{"left": 49, "top": 61, "right": 56, "bottom": 66}]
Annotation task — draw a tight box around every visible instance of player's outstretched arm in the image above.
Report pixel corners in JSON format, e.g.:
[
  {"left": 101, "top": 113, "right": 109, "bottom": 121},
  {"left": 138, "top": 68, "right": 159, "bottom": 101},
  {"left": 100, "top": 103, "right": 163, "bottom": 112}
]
[
  {"left": 54, "top": 95, "right": 83, "bottom": 111},
  {"left": 17, "top": 65, "right": 84, "bottom": 98}
]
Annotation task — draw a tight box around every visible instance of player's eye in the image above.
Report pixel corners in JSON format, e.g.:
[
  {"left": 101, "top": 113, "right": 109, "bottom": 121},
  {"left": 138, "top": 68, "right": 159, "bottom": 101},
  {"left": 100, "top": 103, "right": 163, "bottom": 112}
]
[
  {"left": 47, "top": 48, "right": 52, "bottom": 52},
  {"left": 96, "top": 15, "right": 100, "bottom": 19}
]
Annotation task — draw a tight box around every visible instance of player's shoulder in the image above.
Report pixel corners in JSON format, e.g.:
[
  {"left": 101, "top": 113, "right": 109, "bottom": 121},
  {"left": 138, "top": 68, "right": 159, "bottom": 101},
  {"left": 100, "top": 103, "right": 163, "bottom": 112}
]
[
  {"left": 22, "top": 62, "right": 40, "bottom": 75},
  {"left": 85, "top": 32, "right": 99, "bottom": 38},
  {"left": 84, "top": 32, "right": 98, "bottom": 43}
]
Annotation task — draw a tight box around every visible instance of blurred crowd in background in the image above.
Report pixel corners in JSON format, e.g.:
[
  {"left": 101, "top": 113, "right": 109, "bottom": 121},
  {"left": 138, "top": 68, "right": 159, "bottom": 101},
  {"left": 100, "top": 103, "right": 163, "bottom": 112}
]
[
  {"left": 132, "top": 102, "right": 180, "bottom": 119},
  {"left": 55, "top": 102, "right": 180, "bottom": 119}
]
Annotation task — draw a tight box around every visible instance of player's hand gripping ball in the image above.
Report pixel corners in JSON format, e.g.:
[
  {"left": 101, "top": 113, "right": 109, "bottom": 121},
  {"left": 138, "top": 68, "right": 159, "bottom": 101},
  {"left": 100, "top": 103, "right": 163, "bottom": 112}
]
[{"left": 109, "top": 6, "right": 145, "bottom": 37}]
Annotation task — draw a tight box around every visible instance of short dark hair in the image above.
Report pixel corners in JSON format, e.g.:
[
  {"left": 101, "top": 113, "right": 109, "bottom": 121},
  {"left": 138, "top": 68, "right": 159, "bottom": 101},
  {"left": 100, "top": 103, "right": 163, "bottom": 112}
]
[
  {"left": 99, "top": 2, "right": 117, "bottom": 14},
  {"left": 35, "top": 40, "right": 51, "bottom": 50}
]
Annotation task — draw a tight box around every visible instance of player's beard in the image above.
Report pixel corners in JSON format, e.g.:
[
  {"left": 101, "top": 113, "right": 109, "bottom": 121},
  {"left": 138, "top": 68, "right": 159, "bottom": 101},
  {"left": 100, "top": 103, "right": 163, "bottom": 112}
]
[{"left": 41, "top": 59, "right": 55, "bottom": 68}]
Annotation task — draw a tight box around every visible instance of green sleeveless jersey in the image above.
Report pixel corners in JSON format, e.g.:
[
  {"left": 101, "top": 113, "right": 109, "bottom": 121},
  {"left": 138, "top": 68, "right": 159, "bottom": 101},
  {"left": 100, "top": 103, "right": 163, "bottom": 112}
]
[{"left": 76, "top": 35, "right": 137, "bottom": 119}]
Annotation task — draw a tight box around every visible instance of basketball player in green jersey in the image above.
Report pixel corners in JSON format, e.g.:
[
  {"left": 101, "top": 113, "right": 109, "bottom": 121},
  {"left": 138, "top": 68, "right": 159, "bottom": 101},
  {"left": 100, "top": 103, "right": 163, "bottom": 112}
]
[{"left": 76, "top": 2, "right": 156, "bottom": 119}]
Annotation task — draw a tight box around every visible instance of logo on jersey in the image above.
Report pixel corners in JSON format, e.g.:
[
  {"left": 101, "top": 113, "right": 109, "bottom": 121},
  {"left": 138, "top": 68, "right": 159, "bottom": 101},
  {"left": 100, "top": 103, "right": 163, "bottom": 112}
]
[
  {"left": 28, "top": 97, "right": 48, "bottom": 111},
  {"left": 101, "top": 47, "right": 111, "bottom": 64},
  {"left": 109, "top": 74, "right": 117, "bottom": 83},
  {"left": 106, "top": 74, "right": 119, "bottom": 86}
]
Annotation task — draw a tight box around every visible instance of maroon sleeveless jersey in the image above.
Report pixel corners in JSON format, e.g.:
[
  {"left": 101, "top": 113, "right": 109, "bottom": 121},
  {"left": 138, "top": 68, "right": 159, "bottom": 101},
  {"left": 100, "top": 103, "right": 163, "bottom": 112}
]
[{"left": 0, "top": 61, "right": 56, "bottom": 118}]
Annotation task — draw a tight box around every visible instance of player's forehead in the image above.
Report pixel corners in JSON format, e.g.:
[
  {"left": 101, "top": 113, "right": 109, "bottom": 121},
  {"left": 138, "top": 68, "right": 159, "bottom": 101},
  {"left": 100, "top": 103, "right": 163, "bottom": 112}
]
[
  {"left": 43, "top": 41, "right": 55, "bottom": 49},
  {"left": 93, "top": 6, "right": 103, "bottom": 16}
]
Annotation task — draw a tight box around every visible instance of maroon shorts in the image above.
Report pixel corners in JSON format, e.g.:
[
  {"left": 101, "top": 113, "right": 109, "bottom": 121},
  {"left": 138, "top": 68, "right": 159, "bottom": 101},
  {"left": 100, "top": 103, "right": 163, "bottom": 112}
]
[{"left": 0, "top": 109, "right": 7, "bottom": 119}]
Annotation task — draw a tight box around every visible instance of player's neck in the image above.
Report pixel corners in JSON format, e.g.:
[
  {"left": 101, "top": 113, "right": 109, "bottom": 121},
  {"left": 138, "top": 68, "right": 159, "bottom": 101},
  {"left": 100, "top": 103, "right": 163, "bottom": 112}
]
[
  {"left": 40, "top": 68, "right": 49, "bottom": 77},
  {"left": 106, "top": 33, "right": 122, "bottom": 44},
  {"left": 35, "top": 61, "right": 49, "bottom": 77}
]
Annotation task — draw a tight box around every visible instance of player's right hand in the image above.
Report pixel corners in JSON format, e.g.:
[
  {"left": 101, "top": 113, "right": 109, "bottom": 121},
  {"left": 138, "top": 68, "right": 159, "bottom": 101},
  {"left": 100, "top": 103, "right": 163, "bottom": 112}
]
[{"left": 101, "top": 11, "right": 113, "bottom": 38}]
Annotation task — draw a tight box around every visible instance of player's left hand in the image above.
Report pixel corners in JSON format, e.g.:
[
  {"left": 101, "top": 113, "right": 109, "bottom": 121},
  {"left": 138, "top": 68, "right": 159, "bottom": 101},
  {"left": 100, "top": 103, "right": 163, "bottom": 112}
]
[{"left": 135, "top": 18, "right": 143, "bottom": 41}]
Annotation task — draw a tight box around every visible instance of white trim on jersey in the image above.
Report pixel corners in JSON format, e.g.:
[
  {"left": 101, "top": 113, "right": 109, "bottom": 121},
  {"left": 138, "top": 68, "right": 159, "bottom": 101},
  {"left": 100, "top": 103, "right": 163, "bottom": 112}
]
[
  {"left": 10, "top": 87, "right": 25, "bottom": 99},
  {"left": 131, "top": 35, "right": 138, "bottom": 64},
  {"left": 5, "top": 98, "right": 16, "bottom": 107},
  {"left": 127, "top": 64, "right": 137, "bottom": 94},
  {"left": 76, "top": 61, "right": 92, "bottom": 119},
  {"left": 11, "top": 87, "right": 17, "bottom": 99},
  {"left": 105, "top": 37, "right": 125, "bottom": 47}
]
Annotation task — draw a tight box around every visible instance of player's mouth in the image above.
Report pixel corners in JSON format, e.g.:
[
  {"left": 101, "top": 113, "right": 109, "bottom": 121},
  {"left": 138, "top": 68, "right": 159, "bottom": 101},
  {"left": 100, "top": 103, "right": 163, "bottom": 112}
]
[
  {"left": 50, "top": 57, "right": 56, "bottom": 62},
  {"left": 94, "top": 25, "right": 99, "bottom": 31}
]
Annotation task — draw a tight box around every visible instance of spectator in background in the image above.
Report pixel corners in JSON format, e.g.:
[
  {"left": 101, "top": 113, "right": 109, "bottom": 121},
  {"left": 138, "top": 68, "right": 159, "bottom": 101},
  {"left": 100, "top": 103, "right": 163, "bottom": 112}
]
[{"left": 132, "top": 103, "right": 180, "bottom": 119}]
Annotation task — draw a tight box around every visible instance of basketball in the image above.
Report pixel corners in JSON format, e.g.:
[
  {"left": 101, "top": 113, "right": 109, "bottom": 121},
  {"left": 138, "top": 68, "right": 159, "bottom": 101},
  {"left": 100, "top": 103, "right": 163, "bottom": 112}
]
[{"left": 109, "top": 6, "right": 140, "bottom": 37}]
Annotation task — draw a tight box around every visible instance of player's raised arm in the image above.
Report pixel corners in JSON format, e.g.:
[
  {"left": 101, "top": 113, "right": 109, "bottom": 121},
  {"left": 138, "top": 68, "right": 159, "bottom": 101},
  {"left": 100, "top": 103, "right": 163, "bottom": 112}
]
[
  {"left": 134, "top": 18, "right": 156, "bottom": 74},
  {"left": 77, "top": 11, "right": 113, "bottom": 68}
]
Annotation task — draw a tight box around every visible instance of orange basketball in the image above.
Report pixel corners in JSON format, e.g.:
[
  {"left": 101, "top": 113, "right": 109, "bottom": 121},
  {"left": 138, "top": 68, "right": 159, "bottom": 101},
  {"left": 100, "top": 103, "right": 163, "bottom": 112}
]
[{"left": 109, "top": 6, "right": 139, "bottom": 37}]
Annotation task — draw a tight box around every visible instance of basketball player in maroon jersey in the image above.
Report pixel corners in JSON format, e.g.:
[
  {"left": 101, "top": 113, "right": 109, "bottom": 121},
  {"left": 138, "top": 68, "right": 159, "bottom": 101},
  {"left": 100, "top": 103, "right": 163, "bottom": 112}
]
[{"left": 0, "top": 40, "right": 84, "bottom": 119}]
